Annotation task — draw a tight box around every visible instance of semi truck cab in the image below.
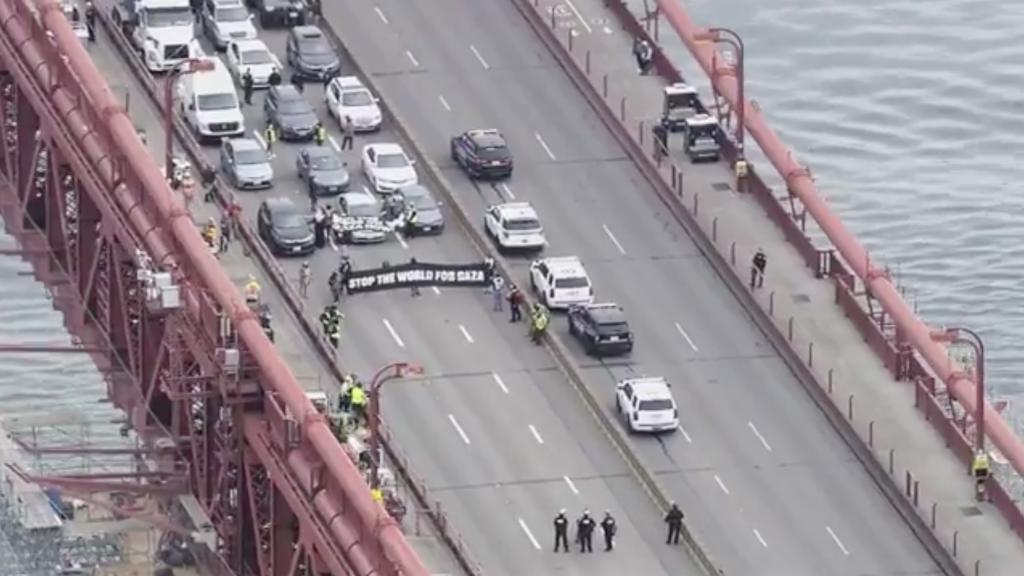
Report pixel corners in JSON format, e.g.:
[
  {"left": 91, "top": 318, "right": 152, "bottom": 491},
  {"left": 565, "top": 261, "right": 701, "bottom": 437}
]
[{"left": 113, "top": 0, "right": 200, "bottom": 72}]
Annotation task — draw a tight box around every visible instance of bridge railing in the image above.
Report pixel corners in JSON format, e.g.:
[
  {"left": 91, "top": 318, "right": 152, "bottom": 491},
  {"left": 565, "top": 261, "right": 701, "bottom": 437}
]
[{"left": 0, "top": 0, "right": 435, "bottom": 573}]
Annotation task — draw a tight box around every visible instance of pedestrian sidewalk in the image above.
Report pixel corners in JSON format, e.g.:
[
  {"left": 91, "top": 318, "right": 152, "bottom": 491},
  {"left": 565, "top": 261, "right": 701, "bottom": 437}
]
[{"left": 518, "top": 0, "right": 1024, "bottom": 573}]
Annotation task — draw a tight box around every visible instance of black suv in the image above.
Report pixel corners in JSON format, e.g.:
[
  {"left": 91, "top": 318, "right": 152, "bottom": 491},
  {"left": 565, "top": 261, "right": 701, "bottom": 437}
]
[
  {"left": 450, "top": 129, "right": 513, "bottom": 179},
  {"left": 247, "top": 0, "right": 306, "bottom": 28},
  {"left": 568, "top": 303, "right": 633, "bottom": 356}
]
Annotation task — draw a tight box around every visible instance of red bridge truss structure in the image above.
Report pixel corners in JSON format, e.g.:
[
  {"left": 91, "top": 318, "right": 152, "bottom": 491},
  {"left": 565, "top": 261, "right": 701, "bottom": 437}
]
[{"left": 0, "top": 0, "right": 430, "bottom": 574}]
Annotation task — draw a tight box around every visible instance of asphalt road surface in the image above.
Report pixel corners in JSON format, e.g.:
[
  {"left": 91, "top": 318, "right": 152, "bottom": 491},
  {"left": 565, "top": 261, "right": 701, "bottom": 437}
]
[
  {"left": 86, "top": 9, "right": 707, "bottom": 576},
  {"left": 314, "top": 0, "right": 947, "bottom": 575}
]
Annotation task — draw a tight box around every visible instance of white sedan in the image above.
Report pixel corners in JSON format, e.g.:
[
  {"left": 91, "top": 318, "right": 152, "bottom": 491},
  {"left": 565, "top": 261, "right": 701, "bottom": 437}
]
[
  {"left": 225, "top": 39, "right": 281, "bottom": 88},
  {"left": 361, "top": 143, "right": 418, "bottom": 194}
]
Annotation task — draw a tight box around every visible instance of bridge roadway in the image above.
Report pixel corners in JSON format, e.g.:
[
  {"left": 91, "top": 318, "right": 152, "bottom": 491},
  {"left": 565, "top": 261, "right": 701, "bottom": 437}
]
[
  {"left": 89, "top": 10, "right": 701, "bottom": 576},
  {"left": 321, "top": 0, "right": 947, "bottom": 575}
]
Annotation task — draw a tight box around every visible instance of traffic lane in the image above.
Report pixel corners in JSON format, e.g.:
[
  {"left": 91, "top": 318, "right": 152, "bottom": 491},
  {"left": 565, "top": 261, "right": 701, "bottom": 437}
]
[
  {"left": 598, "top": 355, "right": 938, "bottom": 575},
  {"left": 381, "top": 370, "right": 696, "bottom": 575},
  {"left": 331, "top": 0, "right": 628, "bottom": 167}
]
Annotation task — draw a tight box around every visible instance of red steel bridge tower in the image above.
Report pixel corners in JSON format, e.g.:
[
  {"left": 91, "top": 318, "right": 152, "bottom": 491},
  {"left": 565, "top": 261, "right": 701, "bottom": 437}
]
[{"left": 0, "top": 0, "right": 429, "bottom": 574}]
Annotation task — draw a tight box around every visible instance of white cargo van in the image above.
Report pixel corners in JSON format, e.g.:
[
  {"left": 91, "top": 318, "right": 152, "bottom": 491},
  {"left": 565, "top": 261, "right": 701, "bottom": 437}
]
[{"left": 178, "top": 58, "right": 245, "bottom": 142}]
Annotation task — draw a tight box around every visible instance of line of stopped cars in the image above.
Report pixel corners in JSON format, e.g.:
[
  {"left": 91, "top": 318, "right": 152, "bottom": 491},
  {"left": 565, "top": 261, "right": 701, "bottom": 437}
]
[
  {"left": 454, "top": 130, "right": 680, "bottom": 435},
  {"left": 160, "top": 0, "right": 441, "bottom": 255},
  {"left": 138, "top": 0, "right": 679, "bottom": 435}
]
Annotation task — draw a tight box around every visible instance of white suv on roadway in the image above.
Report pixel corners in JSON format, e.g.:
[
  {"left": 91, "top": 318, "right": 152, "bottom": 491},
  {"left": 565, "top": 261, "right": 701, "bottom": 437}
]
[
  {"left": 326, "top": 76, "right": 383, "bottom": 132},
  {"left": 528, "top": 256, "right": 594, "bottom": 309},
  {"left": 616, "top": 377, "right": 679, "bottom": 433},
  {"left": 485, "top": 202, "right": 546, "bottom": 252}
]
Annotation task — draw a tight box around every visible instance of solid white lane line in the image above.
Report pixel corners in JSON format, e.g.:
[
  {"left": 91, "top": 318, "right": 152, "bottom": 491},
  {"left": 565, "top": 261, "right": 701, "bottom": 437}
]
[
  {"left": 528, "top": 424, "right": 545, "bottom": 445},
  {"left": 492, "top": 372, "right": 509, "bottom": 394},
  {"left": 563, "top": 475, "right": 579, "bottom": 495},
  {"left": 362, "top": 185, "right": 372, "bottom": 195},
  {"left": 253, "top": 130, "right": 267, "bottom": 149},
  {"left": 753, "top": 528, "right": 768, "bottom": 548},
  {"left": 438, "top": 95, "right": 451, "bottom": 111},
  {"left": 448, "top": 414, "right": 471, "bottom": 445},
  {"left": 602, "top": 224, "right": 626, "bottom": 255},
  {"left": 432, "top": 286, "right": 442, "bottom": 295},
  {"left": 406, "top": 50, "right": 420, "bottom": 67},
  {"left": 678, "top": 425, "right": 693, "bottom": 443},
  {"left": 499, "top": 182, "right": 515, "bottom": 199},
  {"left": 535, "top": 133, "right": 556, "bottom": 161},
  {"left": 747, "top": 421, "right": 773, "bottom": 452},
  {"left": 714, "top": 475, "right": 730, "bottom": 495},
  {"left": 469, "top": 44, "right": 490, "bottom": 70},
  {"left": 675, "top": 322, "right": 699, "bottom": 352},
  {"left": 329, "top": 136, "right": 341, "bottom": 153},
  {"left": 374, "top": 6, "right": 389, "bottom": 24},
  {"left": 382, "top": 319, "right": 405, "bottom": 348},
  {"left": 394, "top": 231, "right": 409, "bottom": 249},
  {"left": 459, "top": 324, "right": 475, "bottom": 343},
  {"left": 826, "top": 526, "right": 850, "bottom": 556},
  {"left": 518, "top": 518, "right": 542, "bottom": 550},
  {"left": 564, "top": 0, "right": 593, "bottom": 33}
]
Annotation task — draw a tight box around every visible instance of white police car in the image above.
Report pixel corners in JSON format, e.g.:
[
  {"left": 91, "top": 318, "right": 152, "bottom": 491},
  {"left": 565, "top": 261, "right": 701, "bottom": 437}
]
[
  {"left": 484, "top": 202, "right": 546, "bottom": 252},
  {"left": 615, "top": 377, "right": 679, "bottom": 433},
  {"left": 528, "top": 256, "right": 593, "bottom": 309}
]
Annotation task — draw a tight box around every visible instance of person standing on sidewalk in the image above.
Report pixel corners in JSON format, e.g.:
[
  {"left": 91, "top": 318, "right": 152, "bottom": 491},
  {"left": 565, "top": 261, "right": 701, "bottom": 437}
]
[
  {"left": 750, "top": 248, "right": 767, "bottom": 289},
  {"left": 653, "top": 122, "right": 669, "bottom": 159},
  {"left": 219, "top": 213, "right": 231, "bottom": 253},
  {"left": 299, "top": 261, "right": 312, "bottom": 299},
  {"left": 340, "top": 115, "right": 355, "bottom": 151},
  {"left": 636, "top": 40, "right": 654, "bottom": 75},
  {"left": 84, "top": 1, "right": 96, "bottom": 42}
]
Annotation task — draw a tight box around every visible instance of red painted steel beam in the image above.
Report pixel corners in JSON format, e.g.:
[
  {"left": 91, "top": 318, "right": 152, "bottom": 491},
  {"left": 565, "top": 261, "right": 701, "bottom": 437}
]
[
  {"left": 25, "top": 1, "right": 429, "bottom": 572},
  {"left": 654, "top": 0, "right": 1024, "bottom": 476}
]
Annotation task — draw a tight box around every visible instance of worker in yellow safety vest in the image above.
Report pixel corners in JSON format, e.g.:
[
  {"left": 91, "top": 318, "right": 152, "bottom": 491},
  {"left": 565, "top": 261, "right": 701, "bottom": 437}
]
[
  {"left": 244, "top": 275, "right": 261, "bottom": 306},
  {"left": 972, "top": 452, "right": 990, "bottom": 500},
  {"left": 349, "top": 383, "right": 367, "bottom": 422},
  {"left": 371, "top": 487, "right": 383, "bottom": 503}
]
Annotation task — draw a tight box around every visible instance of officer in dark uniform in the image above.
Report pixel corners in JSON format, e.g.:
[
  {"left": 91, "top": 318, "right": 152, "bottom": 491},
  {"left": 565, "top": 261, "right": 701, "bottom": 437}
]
[
  {"left": 242, "top": 69, "right": 254, "bottom": 105},
  {"left": 576, "top": 510, "right": 595, "bottom": 553},
  {"left": 751, "top": 248, "right": 767, "bottom": 289},
  {"left": 600, "top": 511, "right": 617, "bottom": 551},
  {"left": 665, "top": 502, "right": 684, "bottom": 545},
  {"left": 553, "top": 509, "right": 569, "bottom": 553},
  {"left": 84, "top": 1, "right": 97, "bottom": 42},
  {"left": 653, "top": 122, "right": 669, "bottom": 159}
]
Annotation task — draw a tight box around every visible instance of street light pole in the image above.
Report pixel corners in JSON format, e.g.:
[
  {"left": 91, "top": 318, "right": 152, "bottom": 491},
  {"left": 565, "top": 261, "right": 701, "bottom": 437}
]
[
  {"left": 932, "top": 327, "right": 986, "bottom": 452},
  {"left": 707, "top": 27, "right": 745, "bottom": 161},
  {"left": 163, "top": 59, "right": 214, "bottom": 180},
  {"left": 367, "top": 362, "right": 423, "bottom": 490}
]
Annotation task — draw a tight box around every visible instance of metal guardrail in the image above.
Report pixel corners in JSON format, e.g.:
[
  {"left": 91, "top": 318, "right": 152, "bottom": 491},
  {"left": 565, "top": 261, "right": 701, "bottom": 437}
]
[{"left": 93, "top": 11, "right": 484, "bottom": 576}]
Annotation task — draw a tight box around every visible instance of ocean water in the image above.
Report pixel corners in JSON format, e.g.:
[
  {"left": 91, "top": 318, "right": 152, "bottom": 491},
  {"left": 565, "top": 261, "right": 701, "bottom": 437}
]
[{"left": 639, "top": 0, "right": 1024, "bottom": 418}]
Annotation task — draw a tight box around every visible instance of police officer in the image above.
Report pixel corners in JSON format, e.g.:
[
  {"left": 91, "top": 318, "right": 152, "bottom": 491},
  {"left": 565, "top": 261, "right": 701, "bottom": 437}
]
[
  {"left": 242, "top": 69, "right": 254, "bottom": 105},
  {"left": 665, "top": 502, "right": 684, "bottom": 545},
  {"left": 576, "top": 510, "right": 595, "bottom": 553},
  {"left": 314, "top": 121, "right": 327, "bottom": 147},
  {"left": 750, "top": 248, "right": 767, "bottom": 289},
  {"left": 600, "top": 511, "right": 617, "bottom": 551},
  {"left": 263, "top": 122, "right": 278, "bottom": 157},
  {"left": 349, "top": 382, "right": 367, "bottom": 422},
  {"left": 552, "top": 509, "right": 569, "bottom": 553}
]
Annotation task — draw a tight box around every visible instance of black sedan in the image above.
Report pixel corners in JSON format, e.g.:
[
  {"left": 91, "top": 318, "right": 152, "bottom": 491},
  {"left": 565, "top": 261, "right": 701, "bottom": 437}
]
[
  {"left": 257, "top": 197, "right": 316, "bottom": 256},
  {"left": 296, "top": 146, "right": 350, "bottom": 196},
  {"left": 286, "top": 25, "right": 341, "bottom": 80},
  {"left": 247, "top": 0, "right": 306, "bottom": 28},
  {"left": 264, "top": 85, "right": 318, "bottom": 141},
  {"left": 568, "top": 303, "right": 634, "bottom": 356},
  {"left": 397, "top": 184, "right": 445, "bottom": 236},
  {"left": 450, "top": 128, "right": 514, "bottom": 179}
]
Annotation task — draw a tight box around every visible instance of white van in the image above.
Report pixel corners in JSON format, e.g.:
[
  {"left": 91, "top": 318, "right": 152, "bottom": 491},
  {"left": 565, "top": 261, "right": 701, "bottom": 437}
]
[
  {"left": 177, "top": 58, "right": 245, "bottom": 142},
  {"left": 615, "top": 377, "right": 679, "bottom": 433}
]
